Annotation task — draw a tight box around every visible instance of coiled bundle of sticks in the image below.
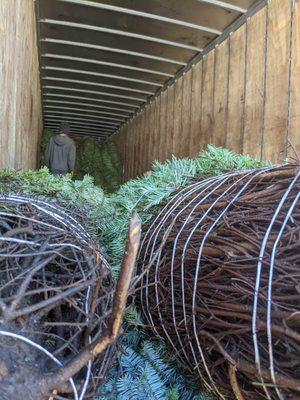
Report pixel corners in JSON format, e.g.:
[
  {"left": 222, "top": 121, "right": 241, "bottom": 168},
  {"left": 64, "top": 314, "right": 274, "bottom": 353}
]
[
  {"left": 0, "top": 196, "right": 140, "bottom": 400},
  {"left": 138, "top": 165, "right": 300, "bottom": 400}
]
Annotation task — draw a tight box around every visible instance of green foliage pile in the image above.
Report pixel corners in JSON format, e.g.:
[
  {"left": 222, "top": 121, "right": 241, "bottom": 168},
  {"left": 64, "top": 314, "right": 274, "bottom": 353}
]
[
  {"left": 40, "top": 130, "right": 122, "bottom": 193},
  {"left": 72, "top": 137, "right": 122, "bottom": 192},
  {"left": 100, "top": 145, "right": 267, "bottom": 273},
  {"left": 96, "top": 325, "right": 211, "bottom": 400},
  {"left": 0, "top": 167, "right": 105, "bottom": 238}
]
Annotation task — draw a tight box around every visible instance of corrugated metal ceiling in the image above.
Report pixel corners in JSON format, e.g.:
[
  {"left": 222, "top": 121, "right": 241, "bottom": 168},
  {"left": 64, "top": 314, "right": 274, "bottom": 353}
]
[{"left": 35, "top": 0, "right": 264, "bottom": 140}]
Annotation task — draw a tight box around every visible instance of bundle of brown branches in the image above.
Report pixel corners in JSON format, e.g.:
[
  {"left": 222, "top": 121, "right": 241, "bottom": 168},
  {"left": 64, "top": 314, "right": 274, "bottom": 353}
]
[
  {"left": 0, "top": 195, "right": 140, "bottom": 400},
  {"left": 137, "top": 164, "right": 300, "bottom": 400}
]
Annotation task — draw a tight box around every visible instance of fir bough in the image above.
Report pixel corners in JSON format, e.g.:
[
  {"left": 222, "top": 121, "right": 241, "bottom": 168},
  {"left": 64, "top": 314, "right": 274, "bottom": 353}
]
[
  {"left": 0, "top": 167, "right": 105, "bottom": 238},
  {"left": 96, "top": 329, "right": 211, "bottom": 400},
  {"left": 99, "top": 145, "right": 268, "bottom": 273}
]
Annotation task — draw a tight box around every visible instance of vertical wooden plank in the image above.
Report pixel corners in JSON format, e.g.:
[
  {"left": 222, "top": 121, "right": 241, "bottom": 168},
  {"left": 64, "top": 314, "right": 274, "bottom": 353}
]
[
  {"left": 128, "top": 127, "right": 131, "bottom": 180},
  {"left": 226, "top": 24, "right": 246, "bottom": 153},
  {"left": 159, "top": 89, "right": 168, "bottom": 162},
  {"left": 142, "top": 106, "right": 149, "bottom": 172},
  {"left": 190, "top": 62, "right": 203, "bottom": 157},
  {"left": 212, "top": 40, "right": 229, "bottom": 148},
  {"left": 137, "top": 112, "right": 144, "bottom": 176},
  {"left": 127, "top": 124, "right": 133, "bottom": 180},
  {"left": 154, "top": 96, "right": 161, "bottom": 163},
  {"left": 143, "top": 108, "right": 149, "bottom": 173},
  {"left": 147, "top": 102, "right": 155, "bottom": 170},
  {"left": 139, "top": 110, "right": 146, "bottom": 175},
  {"left": 181, "top": 69, "right": 193, "bottom": 157},
  {"left": 133, "top": 117, "right": 139, "bottom": 178},
  {"left": 133, "top": 114, "right": 140, "bottom": 177},
  {"left": 131, "top": 121, "right": 136, "bottom": 180},
  {"left": 243, "top": 7, "right": 267, "bottom": 159},
  {"left": 148, "top": 101, "right": 156, "bottom": 166},
  {"left": 118, "top": 128, "right": 124, "bottom": 181},
  {"left": 126, "top": 124, "right": 132, "bottom": 180},
  {"left": 0, "top": 0, "right": 42, "bottom": 170},
  {"left": 147, "top": 102, "right": 153, "bottom": 168},
  {"left": 288, "top": 0, "right": 300, "bottom": 159},
  {"left": 172, "top": 77, "right": 183, "bottom": 157},
  {"left": 148, "top": 103, "right": 154, "bottom": 170},
  {"left": 262, "top": 0, "right": 291, "bottom": 162},
  {"left": 123, "top": 126, "right": 128, "bottom": 181},
  {"left": 201, "top": 51, "right": 215, "bottom": 151},
  {"left": 166, "top": 85, "right": 175, "bottom": 160},
  {"left": 125, "top": 128, "right": 129, "bottom": 181}
]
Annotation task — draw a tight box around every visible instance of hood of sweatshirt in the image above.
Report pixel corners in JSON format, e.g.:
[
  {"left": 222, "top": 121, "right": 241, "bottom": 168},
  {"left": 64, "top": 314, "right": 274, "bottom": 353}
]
[{"left": 53, "top": 135, "right": 72, "bottom": 146}]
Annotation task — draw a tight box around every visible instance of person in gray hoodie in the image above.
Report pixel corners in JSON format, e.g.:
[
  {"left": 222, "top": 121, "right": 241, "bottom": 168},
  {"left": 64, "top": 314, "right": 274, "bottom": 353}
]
[{"left": 44, "top": 121, "right": 76, "bottom": 175}]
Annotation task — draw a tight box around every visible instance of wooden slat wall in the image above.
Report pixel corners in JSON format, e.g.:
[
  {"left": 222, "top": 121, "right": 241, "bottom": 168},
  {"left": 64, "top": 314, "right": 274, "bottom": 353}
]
[
  {"left": 113, "top": 0, "right": 300, "bottom": 181},
  {"left": 288, "top": 0, "right": 300, "bottom": 159},
  {"left": 0, "top": 0, "right": 42, "bottom": 170}
]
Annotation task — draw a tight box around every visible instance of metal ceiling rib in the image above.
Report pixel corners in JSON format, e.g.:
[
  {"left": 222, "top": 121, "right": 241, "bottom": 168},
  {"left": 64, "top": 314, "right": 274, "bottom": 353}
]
[{"left": 36, "top": 0, "right": 262, "bottom": 139}]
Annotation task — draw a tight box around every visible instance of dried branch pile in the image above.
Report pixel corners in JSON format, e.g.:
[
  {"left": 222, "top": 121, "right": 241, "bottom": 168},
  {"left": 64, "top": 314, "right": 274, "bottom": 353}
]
[
  {"left": 0, "top": 195, "right": 140, "bottom": 400},
  {"left": 138, "top": 165, "right": 300, "bottom": 400}
]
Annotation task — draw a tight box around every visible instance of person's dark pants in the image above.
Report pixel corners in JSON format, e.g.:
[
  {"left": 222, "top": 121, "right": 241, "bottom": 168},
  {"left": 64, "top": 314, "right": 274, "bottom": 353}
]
[{"left": 51, "top": 170, "right": 69, "bottom": 176}]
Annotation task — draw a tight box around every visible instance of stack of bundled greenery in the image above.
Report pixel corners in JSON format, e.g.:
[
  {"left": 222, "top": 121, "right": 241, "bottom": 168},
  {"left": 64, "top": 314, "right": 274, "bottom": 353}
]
[
  {"left": 0, "top": 168, "right": 105, "bottom": 239},
  {"left": 72, "top": 137, "right": 122, "bottom": 192},
  {"left": 0, "top": 145, "right": 268, "bottom": 399},
  {"left": 99, "top": 145, "right": 267, "bottom": 273},
  {"left": 40, "top": 129, "right": 122, "bottom": 192}
]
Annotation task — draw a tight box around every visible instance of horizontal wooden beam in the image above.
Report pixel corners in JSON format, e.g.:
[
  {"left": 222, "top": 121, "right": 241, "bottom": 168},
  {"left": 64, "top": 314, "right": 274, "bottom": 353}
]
[
  {"left": 43, "top": 85, "right": 145, "bottom": 103},
  {"left": 58, "top": 0, "right": 223, "bottom": 35},
  {"left": 43, "top": 100, "right": 130, "bottom": 117},
  {"left": 43, "top": 76, "right": 153, "bottom": 96},
  {"left": 43, "top": 93, "right": 137, "bottom": 110},
  {"left": 41, "top": 38, "right": 186, "bottom": 66},
  {"left": 42, "top": 66, "right": 162, "bottom": 87},
  {"left": 196, "top": 0, "right": 246, "bottom": 13},
  {"left": 44, "top": 105, "right": 125, "bottom": 121}
]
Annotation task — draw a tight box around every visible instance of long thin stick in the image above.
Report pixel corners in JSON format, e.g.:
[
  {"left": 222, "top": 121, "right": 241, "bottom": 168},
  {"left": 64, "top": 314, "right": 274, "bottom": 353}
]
[{"left": 43, "top": 212, "right": 141, "bottom": 394}]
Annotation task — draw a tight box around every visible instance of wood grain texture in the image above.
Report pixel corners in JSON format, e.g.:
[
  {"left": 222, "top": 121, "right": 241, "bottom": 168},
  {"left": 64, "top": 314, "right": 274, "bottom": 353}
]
[
  {"left": 140, "top": 111, "right": 147, "bottom": 176},
  {"left": 243, "top": 7, "right": 267, "bottom": 159},
  {"left": 226, "top": 24, "right": 246, "bottom": 153},
  {"left": 166, "top": 85, "right": 175, "bottom": 158},
  {"left": 172, "top": 77, "right": 183, "bottom": 157},
  {"left": 288, "top": 0, "right": 300, "bottom": 160},
  {"left": 135, "top": 113, "right": 142, "bottom": 176},
  {"left": 212, "top": 40, "right": 229, "bottom": 148},
  {"left": 190, "top": 63, "right": 202, "bottom": 157},
  {"left": 113, "top": 1, "right": 299, "bottom": 180},
  {"left": 154, "top": 96, "right": 161, "bottom": 163},
  {"left": 131, "top": 116, "right": 138, "bottom": 178},
  {"left": 142, "top": 106, "right": 149, "bottom": 171},
  {"left": 262, "top": 0, "right": 291, "bottom": 162},
  {"left": 147, "top": 102, "right": 154, "bottom": 168},
  {"left": 200, "top": 52, "right": 215, "bottom": 150},
  {"left": 181, "top": 70, "right": 192, "bottom": 157},
  {"left": 159, "top": 89, "right": 168, "bottom": 162},
  {"left": 0, "top": 0, "right": 42, "bottom": 170}
]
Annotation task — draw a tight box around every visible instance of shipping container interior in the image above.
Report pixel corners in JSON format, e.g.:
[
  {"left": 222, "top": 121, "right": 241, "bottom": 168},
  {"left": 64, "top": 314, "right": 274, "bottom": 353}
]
[
  {"left": 0, "top": 0, "right": 299, "bottom": 178},
  {"left": 0, "top": 2, "right": 299, "bottom": 399}
]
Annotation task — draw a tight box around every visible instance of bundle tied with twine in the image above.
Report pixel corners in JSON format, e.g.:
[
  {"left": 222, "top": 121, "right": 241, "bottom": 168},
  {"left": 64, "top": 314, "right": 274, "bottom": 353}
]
[
  {"left": 0, "top": 196, "right": 140, "bottom": 400},
  {"left": 137, "top": 164, "right": 300, "bottom": 400}
]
